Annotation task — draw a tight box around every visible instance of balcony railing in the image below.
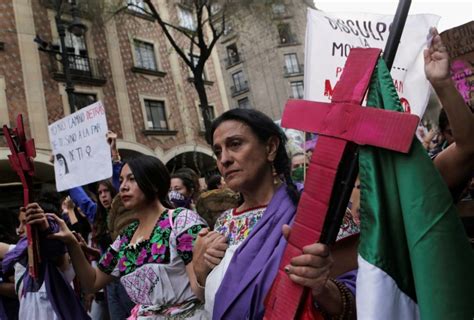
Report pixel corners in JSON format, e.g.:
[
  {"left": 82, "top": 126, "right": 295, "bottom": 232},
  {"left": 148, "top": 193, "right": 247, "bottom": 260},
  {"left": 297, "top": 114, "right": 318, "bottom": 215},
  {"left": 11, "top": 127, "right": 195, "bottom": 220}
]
[
  {"left": 231, "top": 81, "right": 249, "bottom": 96},
  {"left": 272, "top": 9, "right": 291, "bottom": 19},
  {"left": 284, "top": 64, "right": 304, "bottom": 76},
  {"left": 225, "top": 53, "right": 243, "bottom": 68},
  {"left": 289, "top": 93, "right": 304, "bottom": 99},
  {"left": 50, "top": 53, "right": 107, "bottom": 86}
]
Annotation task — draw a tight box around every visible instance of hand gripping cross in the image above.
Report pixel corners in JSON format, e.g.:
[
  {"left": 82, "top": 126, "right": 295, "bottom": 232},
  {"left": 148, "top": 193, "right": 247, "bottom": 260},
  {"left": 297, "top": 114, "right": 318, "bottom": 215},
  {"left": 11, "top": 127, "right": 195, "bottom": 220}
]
[{"left": 264, "top": 48, "right": 419, "bottom": 319}]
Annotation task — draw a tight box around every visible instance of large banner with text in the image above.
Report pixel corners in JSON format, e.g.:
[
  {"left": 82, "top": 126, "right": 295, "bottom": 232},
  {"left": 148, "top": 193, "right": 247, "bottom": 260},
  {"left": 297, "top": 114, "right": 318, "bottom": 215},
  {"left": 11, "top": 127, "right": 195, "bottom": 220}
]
[
  {"left": 49, "top": 101, "right": 112, "bottom": 191},
  {"left": 305, "top": 9, "right": 440, "bottom": 116}
]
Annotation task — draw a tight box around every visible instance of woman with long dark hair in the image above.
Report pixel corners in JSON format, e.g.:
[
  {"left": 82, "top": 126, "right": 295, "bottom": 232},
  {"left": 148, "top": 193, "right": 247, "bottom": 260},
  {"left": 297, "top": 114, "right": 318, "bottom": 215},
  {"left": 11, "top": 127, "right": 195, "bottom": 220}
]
[
  {"left": 193, "top": 109, "right": 357, "bottom": 319},
  {"left": 49, "top": 155, "right": 208, "bottom": 319}
]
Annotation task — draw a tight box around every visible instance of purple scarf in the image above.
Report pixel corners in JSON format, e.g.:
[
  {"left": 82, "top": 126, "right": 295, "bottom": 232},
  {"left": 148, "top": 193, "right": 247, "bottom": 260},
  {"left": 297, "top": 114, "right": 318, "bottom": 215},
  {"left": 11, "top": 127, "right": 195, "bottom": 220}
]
[
  {"left": 213, "top": 185, "right": 296, "bottom": 320},
  {"left": 2, "top": 220, "right": 90, "bottom": 320}
]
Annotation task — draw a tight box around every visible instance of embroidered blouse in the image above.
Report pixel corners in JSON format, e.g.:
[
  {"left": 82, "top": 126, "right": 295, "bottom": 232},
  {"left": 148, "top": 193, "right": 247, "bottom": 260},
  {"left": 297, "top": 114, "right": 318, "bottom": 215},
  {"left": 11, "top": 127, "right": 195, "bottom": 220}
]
[
  {"left": 213, "top": 206, "right": 266, "bottom": 246},
  {"left": 98, "top": 208, "right": 207, "bottom": 316}
]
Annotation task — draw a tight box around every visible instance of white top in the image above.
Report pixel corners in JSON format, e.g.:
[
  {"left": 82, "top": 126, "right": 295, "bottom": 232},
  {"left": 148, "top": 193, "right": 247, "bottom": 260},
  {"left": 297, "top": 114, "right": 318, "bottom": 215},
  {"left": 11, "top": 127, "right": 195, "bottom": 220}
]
[
  {"left": 204, "top": 206, "right": 266, "bottom": 318},
  {"left": 10, "top": 244, "right": 75, "bottom": 320}
]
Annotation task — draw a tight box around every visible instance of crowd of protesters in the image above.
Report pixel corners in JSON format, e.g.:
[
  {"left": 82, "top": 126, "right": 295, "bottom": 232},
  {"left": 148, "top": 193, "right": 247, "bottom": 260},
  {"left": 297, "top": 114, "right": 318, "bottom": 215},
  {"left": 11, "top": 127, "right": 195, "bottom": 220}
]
[{"left": 0, "top": 26, "right": 472, "bottom": 320}]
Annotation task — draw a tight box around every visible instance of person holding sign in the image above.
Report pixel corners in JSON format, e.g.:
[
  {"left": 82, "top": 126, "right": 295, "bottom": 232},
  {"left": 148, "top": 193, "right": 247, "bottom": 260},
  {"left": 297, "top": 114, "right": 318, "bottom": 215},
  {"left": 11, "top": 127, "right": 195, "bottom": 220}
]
[
  {"left": 66, "top": 131, "right": 134, "bottom": 319},
  {"left": 192, "top": 109, "right": 357, "bottom": 319},
  {"left": 48, "top": 155, "right": 208, "bottom": 319}
]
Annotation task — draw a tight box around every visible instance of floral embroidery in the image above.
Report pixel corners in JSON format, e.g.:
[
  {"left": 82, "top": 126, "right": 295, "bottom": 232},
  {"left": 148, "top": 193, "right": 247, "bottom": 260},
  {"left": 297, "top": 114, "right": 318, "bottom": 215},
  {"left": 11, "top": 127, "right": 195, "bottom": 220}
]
[
  {"left": 98, "top": 250, "right": 117, "bottom": 274},
  {"left": 158, "top": 217, "right": 171, "bottom": 229},
  {"left": 98, "top": 208, "right": 206, "bottom": 276},
  {"left": 136, "top": 248, "right": 147, "bottom": 266},
  {"left": 176, "top": 224, "right": 203, "bottom": 264},
  {"left": 177, "top": 234, "right": 194, "bottom": 252},
  {"left": 151, "top": 242, "right": 166, "bottom": 256},
  {"left": 214, "top": 207, "right": 266, "bottom": 246},
  {"left": 118, "top": 255, "right": 129, "bottom": 272},
  {"left": 336, "top": 211, "right": 360, "bottom": 241}
]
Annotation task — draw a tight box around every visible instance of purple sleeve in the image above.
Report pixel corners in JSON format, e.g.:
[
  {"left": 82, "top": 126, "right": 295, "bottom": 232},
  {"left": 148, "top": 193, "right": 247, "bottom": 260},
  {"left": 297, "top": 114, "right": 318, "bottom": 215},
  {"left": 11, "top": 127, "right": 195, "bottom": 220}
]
[
  {"left": 336, "top": 269, "right": 357, "bottom": 297},
  {"left": 69, "top": 187, "right": 97, "bottom": 223},
  {"left": 3, "top": 216, "right": 67, "bottom": 273},
  {"left": 112, "top": 161, "right": 123, "bottom": 192}
]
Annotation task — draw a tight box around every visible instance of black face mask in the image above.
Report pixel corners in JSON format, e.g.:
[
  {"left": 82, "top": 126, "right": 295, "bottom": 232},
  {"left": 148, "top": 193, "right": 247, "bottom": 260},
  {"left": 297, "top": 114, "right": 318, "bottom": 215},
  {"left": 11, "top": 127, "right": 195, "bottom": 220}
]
[{"left": 168, "top": 191, "right": 192, "bottom": 209}]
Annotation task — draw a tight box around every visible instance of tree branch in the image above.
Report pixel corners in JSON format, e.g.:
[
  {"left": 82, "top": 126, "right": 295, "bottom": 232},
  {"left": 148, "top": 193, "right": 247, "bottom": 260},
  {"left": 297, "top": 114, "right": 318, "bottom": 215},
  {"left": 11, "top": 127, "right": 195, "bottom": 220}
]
[
  {"left": 143, "top": 0, "right": 193, "bottom": 68},
  {"left": 162, "top": 21, "right": 200, "bottom": 47}
]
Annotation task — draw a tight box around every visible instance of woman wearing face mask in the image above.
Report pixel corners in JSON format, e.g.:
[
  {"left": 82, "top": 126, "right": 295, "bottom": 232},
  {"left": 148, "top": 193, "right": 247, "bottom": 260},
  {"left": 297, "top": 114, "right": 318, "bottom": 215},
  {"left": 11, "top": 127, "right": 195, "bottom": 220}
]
[
  {"left": 169, "top": 168, "right": 201, "bottom": 210},
  {"left": 49, "top": 155, "right": 208, "bottom": 319}
]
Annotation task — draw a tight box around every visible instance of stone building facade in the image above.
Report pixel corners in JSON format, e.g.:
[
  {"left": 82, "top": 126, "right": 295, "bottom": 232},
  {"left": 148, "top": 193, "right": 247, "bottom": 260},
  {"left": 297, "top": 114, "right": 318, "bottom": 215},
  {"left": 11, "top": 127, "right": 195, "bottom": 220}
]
[
  {"left": 0, "top": 0, "right": 228, "bottom": 207},
  {"left": 215, "top": 0, "right": 313, "bottom": 120}
]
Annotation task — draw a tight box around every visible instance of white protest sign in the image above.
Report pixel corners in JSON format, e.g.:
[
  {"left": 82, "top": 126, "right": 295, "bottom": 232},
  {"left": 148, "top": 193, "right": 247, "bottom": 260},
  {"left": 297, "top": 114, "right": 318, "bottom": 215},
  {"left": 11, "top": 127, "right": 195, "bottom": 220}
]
[
  {"left": 305, "top": 9, "right": 440, "bottom": 116},
  {"left": 48, "top": 101, "right": 112, "bottom": 192}
]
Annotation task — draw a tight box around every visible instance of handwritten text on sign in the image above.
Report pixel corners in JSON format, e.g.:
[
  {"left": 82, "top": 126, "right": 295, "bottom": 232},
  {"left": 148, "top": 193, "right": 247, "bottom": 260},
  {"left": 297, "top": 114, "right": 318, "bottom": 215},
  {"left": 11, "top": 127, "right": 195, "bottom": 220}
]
[
  {"left": 304, "top": 10, "right": 440, "bottom": 117},
  {"left": 48, "top": 101, "right": 112, "bottom": 192}
]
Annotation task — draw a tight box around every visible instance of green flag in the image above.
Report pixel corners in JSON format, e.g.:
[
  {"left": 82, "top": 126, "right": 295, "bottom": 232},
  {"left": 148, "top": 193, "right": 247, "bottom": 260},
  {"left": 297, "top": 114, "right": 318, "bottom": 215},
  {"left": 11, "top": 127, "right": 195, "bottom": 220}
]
[{"left": 357, "top": 58, "right": 474, "bottom": 319}]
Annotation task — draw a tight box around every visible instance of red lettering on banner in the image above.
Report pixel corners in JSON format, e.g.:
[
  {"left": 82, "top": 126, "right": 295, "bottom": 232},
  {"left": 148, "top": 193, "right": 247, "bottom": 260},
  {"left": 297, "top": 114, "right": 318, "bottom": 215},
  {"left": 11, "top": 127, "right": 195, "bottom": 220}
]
[
  {"left": 86, "top": 104, "right": 105, "bottom": 120},
  {"left": 324, "top": 79, "right": 335, "bottom": 99},
  {"left": 400, "top": 97, "right": 411, "bottom": 113},
  {"left": 393, "top": 79, "right": 404, "bottom": 94}
]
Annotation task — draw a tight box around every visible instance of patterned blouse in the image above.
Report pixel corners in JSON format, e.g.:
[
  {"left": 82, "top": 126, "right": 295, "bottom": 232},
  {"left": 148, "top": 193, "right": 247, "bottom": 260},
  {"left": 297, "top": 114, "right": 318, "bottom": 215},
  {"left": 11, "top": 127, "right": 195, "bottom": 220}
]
[
  {"left": 98, "top": 208, "right": 207, "bottom": 317},
  {"left": 214, "top": 206, "right": 266, "bottom": 246},
  {"left": 213, "top": 205, "right": 359, "bottom": 246}
]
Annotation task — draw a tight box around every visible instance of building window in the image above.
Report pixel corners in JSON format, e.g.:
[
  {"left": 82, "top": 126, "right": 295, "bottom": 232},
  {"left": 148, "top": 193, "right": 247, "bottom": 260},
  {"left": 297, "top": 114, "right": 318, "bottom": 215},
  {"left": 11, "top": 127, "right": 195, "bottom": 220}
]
[
  {"left": 189, "top": 54, "right": 207, "bottom": 80},
  {"left": 134, "top": 40, "right": 157, "bottom": 71},
  {"left": 278, "top": 23, "right": 296, "bottom": 44},
  {"left": 73, "top": 92, "right": 97, "bottom": 110},
  {"left": 272, "top": 3, "right": 286, "bottom": 15},
  {"left": 226, "top": 43, "right": 241, "bottom": 67},
  {"left": 238, "top": 97, "right": 251, "bottom": 109},
  {"left": 291, "top": 81, "right": 304, "bottom": 99},
  {"left": 231, "top": 71, "right": 248, "bottom": 96},
  {"left": 223, "top": 21, "right": 234, "bottom": 36},
  {"left": 178, "top": 6, "right": 196, "bottom": 30},
  {"left": 128, "top": 0, "right": 147, "bottom": 12},
  {"left": 144, "top": 99, "right": 168, "bottom": 130},
  {"left": 210, "top": 3, "right": 222, "bottom": 15},
  {"left": 198, "top": 105, "right": 216, "bottom": 131},
  {"left": 64, "top": 28, "right": 90, "bottom": 72},
  {"left": 284, "top": 53, "right": 301, "bottom": 75}
]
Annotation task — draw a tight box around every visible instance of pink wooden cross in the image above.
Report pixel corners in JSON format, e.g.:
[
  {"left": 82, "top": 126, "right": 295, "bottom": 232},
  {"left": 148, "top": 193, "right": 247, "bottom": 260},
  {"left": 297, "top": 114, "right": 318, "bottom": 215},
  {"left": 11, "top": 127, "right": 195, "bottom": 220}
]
[
  {"left": 264, "top": 48, "right": 419, "bottom": 319},
  {"left": 3, "top": 115, "right": 40, "bottom": 279}
]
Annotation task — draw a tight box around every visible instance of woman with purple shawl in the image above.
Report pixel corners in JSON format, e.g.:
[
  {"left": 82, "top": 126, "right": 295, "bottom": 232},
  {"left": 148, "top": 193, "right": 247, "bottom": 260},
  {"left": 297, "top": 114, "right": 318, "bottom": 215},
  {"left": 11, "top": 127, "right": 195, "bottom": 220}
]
[
  {"left": 193, "top": 109, "right": 357, "bottom": 319},
  {"left": 1, "top": 203, "right": 90, "bottom": 320}
]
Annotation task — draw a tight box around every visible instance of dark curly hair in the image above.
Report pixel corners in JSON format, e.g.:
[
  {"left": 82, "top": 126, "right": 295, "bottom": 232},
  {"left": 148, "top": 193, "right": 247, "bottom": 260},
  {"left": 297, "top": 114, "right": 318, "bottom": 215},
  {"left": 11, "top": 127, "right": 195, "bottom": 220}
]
[{"left": 207, "top": 108, "right": 300, "bottom": 205}]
